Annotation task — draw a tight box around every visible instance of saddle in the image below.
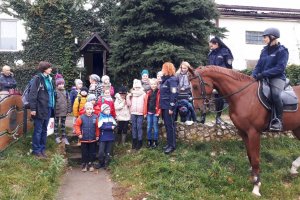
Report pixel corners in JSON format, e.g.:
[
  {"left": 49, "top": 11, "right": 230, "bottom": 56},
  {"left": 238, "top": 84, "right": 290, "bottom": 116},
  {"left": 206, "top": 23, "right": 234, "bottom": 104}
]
[{"left": 258, "top": 79, "right": 298, "bottom": 112}]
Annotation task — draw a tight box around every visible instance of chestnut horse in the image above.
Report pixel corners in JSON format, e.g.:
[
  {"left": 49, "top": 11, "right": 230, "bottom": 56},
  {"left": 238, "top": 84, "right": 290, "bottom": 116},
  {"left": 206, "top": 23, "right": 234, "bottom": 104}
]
[{"left": 188, "top": 66, "right": 300, "bottom": 196}]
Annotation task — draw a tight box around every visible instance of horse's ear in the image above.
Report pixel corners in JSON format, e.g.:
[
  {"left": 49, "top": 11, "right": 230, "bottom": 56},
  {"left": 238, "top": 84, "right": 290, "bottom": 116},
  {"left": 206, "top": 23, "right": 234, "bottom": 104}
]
[{"left": 188, "top": 66, "right": 195, "bottom": 75}]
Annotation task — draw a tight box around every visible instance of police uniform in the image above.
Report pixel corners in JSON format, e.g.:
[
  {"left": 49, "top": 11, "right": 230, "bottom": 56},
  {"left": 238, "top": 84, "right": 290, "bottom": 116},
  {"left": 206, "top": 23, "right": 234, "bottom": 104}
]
[
  {"left": 208, "top": 46, "right": 233, "bottom": 124},
  {"left": 160, "top": 75, "right": 178, "bottom": 154}
]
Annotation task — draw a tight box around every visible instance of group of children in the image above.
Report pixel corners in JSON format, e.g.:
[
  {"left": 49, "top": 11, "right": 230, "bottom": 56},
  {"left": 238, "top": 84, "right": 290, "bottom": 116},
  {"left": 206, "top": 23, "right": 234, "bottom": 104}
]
[{"left": 53, "top": 63, "right": 196, "bottom": 172}]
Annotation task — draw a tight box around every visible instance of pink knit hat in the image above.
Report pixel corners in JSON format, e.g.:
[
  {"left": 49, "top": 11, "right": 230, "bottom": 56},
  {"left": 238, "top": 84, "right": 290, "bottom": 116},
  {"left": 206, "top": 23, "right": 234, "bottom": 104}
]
[{"left": 55, "top": 74, "right": 65, "bottom": 86}]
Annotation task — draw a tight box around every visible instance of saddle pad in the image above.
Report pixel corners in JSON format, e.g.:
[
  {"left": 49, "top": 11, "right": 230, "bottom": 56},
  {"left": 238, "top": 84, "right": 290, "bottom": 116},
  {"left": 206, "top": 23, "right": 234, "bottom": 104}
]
[{"left": 258, "top": 79, "right": 298, "bottom": 112}]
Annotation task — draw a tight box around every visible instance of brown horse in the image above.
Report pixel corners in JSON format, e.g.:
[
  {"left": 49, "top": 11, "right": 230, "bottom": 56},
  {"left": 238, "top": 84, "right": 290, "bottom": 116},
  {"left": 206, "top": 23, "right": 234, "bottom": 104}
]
[{"left": 188, "top": 66, "right": 300, "bottom": 196}]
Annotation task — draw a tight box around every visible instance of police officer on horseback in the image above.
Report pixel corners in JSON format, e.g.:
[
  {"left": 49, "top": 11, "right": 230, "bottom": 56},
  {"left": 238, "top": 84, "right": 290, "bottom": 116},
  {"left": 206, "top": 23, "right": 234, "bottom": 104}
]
[
  {"left": 160, "top": 62, "right": 178, "bottom": 154},
  {"left": 252, "top": 27, "right": 289, "bottom": 131}
]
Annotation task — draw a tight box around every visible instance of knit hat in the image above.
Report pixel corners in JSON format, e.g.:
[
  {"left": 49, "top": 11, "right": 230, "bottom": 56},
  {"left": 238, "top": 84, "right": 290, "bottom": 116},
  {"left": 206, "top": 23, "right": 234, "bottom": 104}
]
[
  {"left": 101, "top": 75, "right": 110, "bottom": 83},
  {"left": 101, "top": 104, "right": 110, "bottom": 112},
  {"left": 74, "top": 79, "right": 83, "bottom": 86},
  {"left": 80, "top": 86, "right": 89, "bottom": 94},
  {"left": 84, "top": 102, "right": 93, "bottom": 109},
  {"left": 55, "top": 74, "right": 65, "bottom": 86},
  {"left": 87, "top": 94, "right": 96, "bottom": 102},
  {"left": 141, "top": 69, "right": 149, "bottom": 76},
  {"left": 133, "top": 79, "right": 142, "bottom": 88},
  {"left": 90, "top": 74, "right": 100, "bottom": 82}
]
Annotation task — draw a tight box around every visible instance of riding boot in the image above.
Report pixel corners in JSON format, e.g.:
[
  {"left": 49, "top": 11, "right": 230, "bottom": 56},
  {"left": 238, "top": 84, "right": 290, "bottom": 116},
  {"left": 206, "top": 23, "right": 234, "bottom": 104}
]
[
  {"left": 215, "top": 112, "right": 223, "bottom": 125},
  {"left": 199, "top": 113, "right": 206, "bottom": 124},
  {"left": 121, "top": 134, "right": 126, "bottom": 145},
  {"left": 270, "top": 103, "right": 283, "bottom": 131},
  {"left": 147, "top": 140, "right": 152, "bottom": 148},
  {"left": 132, "top": 138, "right": 137, "bottom": 149}
]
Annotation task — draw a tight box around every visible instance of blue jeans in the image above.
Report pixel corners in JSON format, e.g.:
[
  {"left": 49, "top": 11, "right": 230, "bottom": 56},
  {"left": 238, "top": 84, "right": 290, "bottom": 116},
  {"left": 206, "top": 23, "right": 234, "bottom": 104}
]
[
  {"left": 131, "top": 114, "right": 143, "bottom": 141},
  {"left": 147, "top": 114, "right": 159, "bottom": 140},
  {"left": 32, "top": 108, "right": 51, "bottom": 154}
]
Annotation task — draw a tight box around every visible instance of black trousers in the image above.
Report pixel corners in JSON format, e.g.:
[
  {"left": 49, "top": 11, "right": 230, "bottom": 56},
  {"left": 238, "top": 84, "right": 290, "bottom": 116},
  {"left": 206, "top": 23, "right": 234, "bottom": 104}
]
[
  {"left": 162, "top": 109, "right": 176, "bottom": 148},
  {"left": 81, "top": 142, "right": 97, "bottom": 164},
  {"left": 270, "top": 78, "right": 285, "bottom": 119},
  {"left": 117, "top": 121, "right": 129, "bottom": 135},
  {"left": 214, "top": 93, "right": 224, "bottom": 117},
  {"left": 54, "top": 116, "right": 67, "bottom": 136}
]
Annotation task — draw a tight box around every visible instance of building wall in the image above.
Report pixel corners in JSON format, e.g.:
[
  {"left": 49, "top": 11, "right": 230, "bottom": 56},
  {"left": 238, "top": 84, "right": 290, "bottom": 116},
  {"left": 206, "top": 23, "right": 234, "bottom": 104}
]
[
  {"left": 0, "top": 12, "right": 27, "bottom": 51},
  {"left": 218, "top": 18, "right": 300, "bottom": 70}
]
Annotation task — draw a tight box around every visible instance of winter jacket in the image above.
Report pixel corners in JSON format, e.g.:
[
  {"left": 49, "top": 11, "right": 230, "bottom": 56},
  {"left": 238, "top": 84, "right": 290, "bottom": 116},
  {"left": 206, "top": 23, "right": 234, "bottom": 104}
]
[
  {"left": 28, "top": 73, "right": 55, "bottom": 119},
  {"left": 55, "top": 89, "right": 71, "bottom": 117},
  {"left": 0, "top": 72, "right": 17, "bottom": 91},
  {"left": 159, "top": 75, "right": 178, "bottom": 111},
  {"left": 73, "top": 94, "right": 87, "bottom": 117},
  {"left": 74, "top": 114, "right": 99, "bottom": 143},
  {"left": 252, "top": 44, "right": 289, "bottom": 80},
  {"left": 208, "top": 47, "right": 233, "bottom": 69},
  {"left": 126, "top": 89, "right": 146, "bottom": 115},
  {"left": 79, "top": 104, "right": 101, "bottom": 116},
  {"left": 144, "top": 89, "right": 161, "bottom": 115},
  {"left": 114, "top": 93, "right": 131, "bottom": 121},
  {"left": 96, "top": 97, "right": 116, "bottom": 118},
  {"left": 176, "top": 72, "right": 191, "bottom": 94},
  {"left": 98, "top": 113, "right": 117, "bottom": 142},
  {"left": 69, "top": 87, "right": 79, "bottom": 106}
]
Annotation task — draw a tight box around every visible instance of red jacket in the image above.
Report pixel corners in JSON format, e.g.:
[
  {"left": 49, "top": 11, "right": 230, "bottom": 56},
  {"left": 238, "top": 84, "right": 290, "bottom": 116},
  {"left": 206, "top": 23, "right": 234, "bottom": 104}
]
[
  {"left": 96, "top": 97, "right": 116, "bottom": 118},
  {"left": 144, "top": 89, "right": 161, "bottom": 115}
]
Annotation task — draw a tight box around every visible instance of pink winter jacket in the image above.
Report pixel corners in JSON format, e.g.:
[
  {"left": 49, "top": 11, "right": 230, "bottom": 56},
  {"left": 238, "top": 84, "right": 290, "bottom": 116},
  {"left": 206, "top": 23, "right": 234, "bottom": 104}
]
[{"left": 126, "top": 89, "right": 146, "bottom": 115}]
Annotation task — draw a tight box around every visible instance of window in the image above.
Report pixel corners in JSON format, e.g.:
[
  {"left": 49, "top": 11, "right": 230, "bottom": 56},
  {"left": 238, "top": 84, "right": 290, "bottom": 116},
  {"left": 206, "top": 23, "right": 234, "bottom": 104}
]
[
  {"left": 245, "top": 31, "right": 264, "bottom": 45},
  {"left": 0, "top": 20, "right": 17, "bottom": 50}
]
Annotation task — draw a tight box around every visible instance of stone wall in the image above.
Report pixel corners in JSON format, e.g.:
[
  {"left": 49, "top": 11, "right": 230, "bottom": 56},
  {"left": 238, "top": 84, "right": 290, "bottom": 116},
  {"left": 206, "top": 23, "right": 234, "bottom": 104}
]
[{"left": 159, "top": 121, "right": 295, "bottom": 142}]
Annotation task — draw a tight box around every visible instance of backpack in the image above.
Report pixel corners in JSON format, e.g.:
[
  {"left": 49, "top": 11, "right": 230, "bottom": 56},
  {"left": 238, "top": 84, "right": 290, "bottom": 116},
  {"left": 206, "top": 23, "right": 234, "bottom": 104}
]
[{"left": 22, "top": 75, "right": 41, "bottom": 109}]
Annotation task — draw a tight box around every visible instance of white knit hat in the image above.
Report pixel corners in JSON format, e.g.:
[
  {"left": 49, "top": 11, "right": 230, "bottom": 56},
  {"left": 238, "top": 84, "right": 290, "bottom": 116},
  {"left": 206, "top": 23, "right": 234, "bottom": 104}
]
[
  {"left": 84, "top": 102, "right": 93, "bottom": 109},
  {"left": 90, "top": 74, "right": 100, "bottom": 82},
  {"left": 133, "top": 79, "right": 142, "bottom": 88},
  {"left": 101, "top": 75, "right": 110, "bottom": 83},
  {"left": 87, "top": 94, "right": 96, "bottom": 102},
  {"left": 74, "top": 79, "right": 83, "bottom": 86}
]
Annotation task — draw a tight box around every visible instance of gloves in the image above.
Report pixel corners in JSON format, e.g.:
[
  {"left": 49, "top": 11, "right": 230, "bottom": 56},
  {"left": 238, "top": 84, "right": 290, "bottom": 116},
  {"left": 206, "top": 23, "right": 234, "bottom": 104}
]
[{"left": 255, "top": 73, "right": 264, "bottom": 81}]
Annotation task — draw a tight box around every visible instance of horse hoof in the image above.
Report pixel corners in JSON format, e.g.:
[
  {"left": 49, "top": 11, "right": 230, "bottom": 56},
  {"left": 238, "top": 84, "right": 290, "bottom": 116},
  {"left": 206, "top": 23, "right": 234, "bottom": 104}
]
[
  {"left": 290, "top": 166, "right": 299, "bottom": 176},
  {"left": 252, "top": 182, "right": 261, "bottom": 197}
]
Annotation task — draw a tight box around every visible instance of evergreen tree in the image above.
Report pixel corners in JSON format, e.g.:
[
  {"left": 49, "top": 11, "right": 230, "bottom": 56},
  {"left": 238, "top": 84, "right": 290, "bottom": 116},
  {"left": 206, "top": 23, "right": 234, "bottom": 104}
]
[{"left": 108, "top": 0, "right": 224, "bottom": 84}]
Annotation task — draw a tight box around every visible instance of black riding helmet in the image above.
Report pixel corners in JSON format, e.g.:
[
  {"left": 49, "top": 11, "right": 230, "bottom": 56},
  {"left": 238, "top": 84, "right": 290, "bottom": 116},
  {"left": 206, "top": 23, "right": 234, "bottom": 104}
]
[{"left": 262, "top": 28, "right": 280, "bottom": 46}]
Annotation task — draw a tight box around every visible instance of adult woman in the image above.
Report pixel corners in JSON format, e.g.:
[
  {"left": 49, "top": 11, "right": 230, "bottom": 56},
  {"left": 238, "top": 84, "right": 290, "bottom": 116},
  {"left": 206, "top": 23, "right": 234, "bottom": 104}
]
[
  {"left": 160, "top": 62, "right": 178, "bottom": 154},
  {"left": 252, "top": 28, "right": 289, "bottom": 131},
  {"left": 28, "top": 61, "right": 55, "bottom": 158},
  {"left": 207, "top": 37, "right": 234, "bottom": 125}
]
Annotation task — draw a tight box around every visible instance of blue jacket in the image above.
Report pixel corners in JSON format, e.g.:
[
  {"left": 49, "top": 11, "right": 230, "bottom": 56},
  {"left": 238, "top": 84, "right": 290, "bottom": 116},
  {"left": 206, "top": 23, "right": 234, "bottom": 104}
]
[
  {"left": 0, "top": 73, "right": 17, "bottom": 91},
  {"left": 252, "top": 44, "right": 289, "bottom": 80},
  {"left": 80, "top": 114, "right": 98, "bottom": 141},
  {"left": 98, "top": 113, "right": 117, "bottom": 142},
  {"left": 174, "top": 99, "right": 197, "bottom": 122},
  {"left": 69, "top": 87, "right": 78, "bottom": 106},
  {"left": 159, "top": 75, "right": 178, "bottom": 111},
  {"left": 208, "top": 47, "right": 233, "bottom": 68}
]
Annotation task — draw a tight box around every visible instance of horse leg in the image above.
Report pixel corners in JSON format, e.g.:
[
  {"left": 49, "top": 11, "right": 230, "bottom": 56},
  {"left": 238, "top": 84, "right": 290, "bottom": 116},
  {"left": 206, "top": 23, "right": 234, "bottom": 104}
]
[
  {"left": 247, "top": 129, "right": 262, "bottom": 196},
  {"left": 238, "top": 130, "right": 252, "bottom": 170},
  {"left": 290, "top": 128, "right": 300, "bottom": 175}
]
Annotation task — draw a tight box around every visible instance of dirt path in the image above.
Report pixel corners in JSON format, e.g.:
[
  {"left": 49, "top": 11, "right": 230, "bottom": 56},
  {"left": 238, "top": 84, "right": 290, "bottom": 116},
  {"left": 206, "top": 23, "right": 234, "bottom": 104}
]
[{"left": 56, "top": 116, "right": 114, "bottom": 200}]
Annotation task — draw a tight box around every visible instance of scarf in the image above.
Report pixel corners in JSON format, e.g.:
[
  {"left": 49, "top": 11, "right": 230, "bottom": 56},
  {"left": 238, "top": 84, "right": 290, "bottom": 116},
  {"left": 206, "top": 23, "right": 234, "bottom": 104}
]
[
  {"left": 41, "top": 73, "right": 54, "bottom": 108},
  {"left": 130, "top": 88, "right": 145, "bottom": 97}
]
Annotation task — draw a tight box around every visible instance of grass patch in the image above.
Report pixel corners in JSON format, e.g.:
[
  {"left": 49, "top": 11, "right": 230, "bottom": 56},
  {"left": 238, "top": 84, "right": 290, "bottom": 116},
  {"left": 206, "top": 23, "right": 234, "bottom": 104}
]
[
  {"left": 110, "top": 137, "right": 300, "bottom": 200},
  {"left": 0, "top": 135, "right": 66, "bottom": 200}
]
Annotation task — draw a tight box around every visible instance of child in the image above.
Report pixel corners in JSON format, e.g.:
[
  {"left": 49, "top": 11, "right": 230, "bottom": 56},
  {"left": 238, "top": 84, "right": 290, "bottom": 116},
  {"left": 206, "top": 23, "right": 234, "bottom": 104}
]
[
  {"left": 176, "top": 61, "right": 192, "bottom": 95},
  {"left": 126, "top": 79, "right": 146, "bottom": 150},
  {"left": 97, "top": 89, "right": 116, "bottom": 118},
  {"left": 79, "top": 94, "right": 101, "bottom": 116},
  {"left": 70, "top": 79, "right": 83, "bottom": 107},
  {"left": 156, "top": 71, "right": 163, "bottom": 88},
  {"left": 141, "top": 69, "right": 151, "bottom": 92},
  {"left": 144, "top": 78, "right": 160, "bottom": 148},
  {"left": 54, "top": 74, "right": 72, "bottom": 145},
  {"left": 114, "top": 86, "right": 131, "bottom": 145},
  {"left": 74, "top": 102, "right": 99, "bottom": 172},
  {"left": 96, "top": 104, "right": 117, "bottom": 169},
  {"left": 89, "top": 74, "right": 102, "bottom": 101},
  {"left": 73, "top": 86, "right": 88, "bottom": 118},
  {"left": 101, "top": 75, "right": 115, "bottom": 97},
  {"left": 174, "top": 99, "right": 197, "bottom": 123}
]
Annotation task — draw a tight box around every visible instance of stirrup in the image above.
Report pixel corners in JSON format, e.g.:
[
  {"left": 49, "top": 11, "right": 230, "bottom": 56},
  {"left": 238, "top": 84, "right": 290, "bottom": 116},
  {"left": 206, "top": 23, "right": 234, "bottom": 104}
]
[{"left": 269, "top": 118, "right": 282, "bottom": 131}]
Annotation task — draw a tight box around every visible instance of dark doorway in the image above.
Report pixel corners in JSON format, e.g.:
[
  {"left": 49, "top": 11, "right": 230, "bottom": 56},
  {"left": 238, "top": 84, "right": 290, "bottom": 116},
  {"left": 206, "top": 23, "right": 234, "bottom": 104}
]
[{"left": 93, "top": 53, "right": 103, "bottom": 78}]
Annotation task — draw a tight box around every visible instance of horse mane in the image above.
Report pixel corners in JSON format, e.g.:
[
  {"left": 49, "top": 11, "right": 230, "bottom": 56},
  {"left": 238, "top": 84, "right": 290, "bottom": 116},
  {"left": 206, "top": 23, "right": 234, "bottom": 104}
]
[{"left": 196, "top": 66, "right": 253, "bottom": 81}]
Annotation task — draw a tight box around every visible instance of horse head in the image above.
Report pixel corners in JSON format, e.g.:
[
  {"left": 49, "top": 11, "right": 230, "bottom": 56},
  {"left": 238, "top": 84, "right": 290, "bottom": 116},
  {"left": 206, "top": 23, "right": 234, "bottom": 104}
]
[{"left": 188, "top": 66, "right": 214, "bottom": 110}]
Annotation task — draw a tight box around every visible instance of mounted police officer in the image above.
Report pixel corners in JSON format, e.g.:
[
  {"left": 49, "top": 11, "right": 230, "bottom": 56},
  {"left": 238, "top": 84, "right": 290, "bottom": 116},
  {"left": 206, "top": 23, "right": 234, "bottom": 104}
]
[
  {"left": 204, "top": 37, "right": 234, "bottom": 125},
  {"left": 160, "top": 62, "right": 178, "bottom": 154},
  {"left": 252, "top": 27, "right": 289, "bottom": 131}
]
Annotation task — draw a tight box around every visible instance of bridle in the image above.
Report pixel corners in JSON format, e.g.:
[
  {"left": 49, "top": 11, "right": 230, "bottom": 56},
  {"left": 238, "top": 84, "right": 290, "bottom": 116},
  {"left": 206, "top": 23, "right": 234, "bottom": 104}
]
[{"left": 189, "top": 69, "right": 257, "bottom": 110}]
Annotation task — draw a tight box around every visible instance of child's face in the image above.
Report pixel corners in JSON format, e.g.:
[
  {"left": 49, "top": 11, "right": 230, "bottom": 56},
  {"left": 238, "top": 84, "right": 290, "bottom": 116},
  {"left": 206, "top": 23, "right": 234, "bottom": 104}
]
[
  {"left": 157, "top": 73, "right": 162, "bottom": 81},
  {"left": 57, "top": 84, "right": 64, "bottom": 89},
  {"left": 120, "top": 93, "right": 126, "bottom": 99},
  {"left": 142, "top": 74, "right": 149, "bottom": 82},
  {"left": 181, "top": 65, "right": 188, "bottom": 73},
  {"left": 86, "top": 107, "right": 93, "bottom": 116},
  {"left": 103, "top": 79, "right": 109, "bottom": 84},
  {"left": 103, "top": 90, "right": 110, "bottom": 96},
  {"left": 81, "top": 91, "right": 87, "bottom": 96},
  {"left": 150, "top": 82, "right": 158, "bottom": 90},
  {"left": 103, "top": 108, "right": 111, "bottom": 115},
  {"left": 90, "top": 100, "right": 96, "bottom": 105},
  {"left": 76, "top": 83, "right": 83, "bottom": 89}
]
